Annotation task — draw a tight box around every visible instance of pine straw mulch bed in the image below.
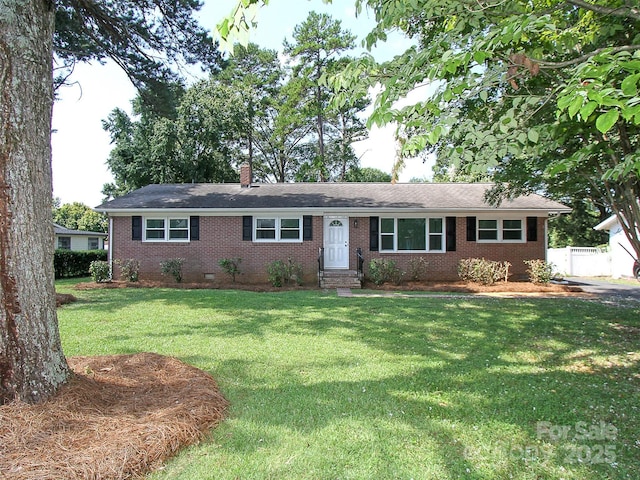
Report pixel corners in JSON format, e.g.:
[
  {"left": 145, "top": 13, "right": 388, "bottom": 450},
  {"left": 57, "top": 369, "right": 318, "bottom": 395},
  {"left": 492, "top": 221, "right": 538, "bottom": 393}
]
[
  {"left": 0, "top": 353, "right": 228, "bottom": 480},
  {"left": 71, "top": 278, "right": 585, "bottom": 296},
  {"left": 363, "top": 280, "right": 585, "bottom": 296}
]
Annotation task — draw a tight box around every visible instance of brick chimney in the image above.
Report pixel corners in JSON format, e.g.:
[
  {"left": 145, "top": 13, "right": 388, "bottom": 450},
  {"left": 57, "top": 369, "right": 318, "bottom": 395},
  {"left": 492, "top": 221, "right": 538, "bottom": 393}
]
[{"left": 240, "top": 162, "right": 252, "bottom": 188}]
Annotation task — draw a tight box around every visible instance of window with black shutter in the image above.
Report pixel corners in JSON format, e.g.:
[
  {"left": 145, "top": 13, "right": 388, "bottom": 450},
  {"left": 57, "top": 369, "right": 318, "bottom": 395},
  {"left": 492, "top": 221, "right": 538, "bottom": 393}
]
[
  {"left": 527, "top": 216, "right": 538, "bottom": 242},
  {"left": 242, "top": 216, "right": 252, "bottom": 241},
  {"left": 303, "top": 215, "right": 313, "bottom": 241},
  {"left": 369, "top": 216, "right": 379, "bottom": 251},
  {"left": 190, "top": 216, "right": 200, "bottom": 241},
  {"left": 446, "top": 217, "right": 456, "bottom": 251},
  {"left": 466, "top": 216, "right": 476, "bottom": 241},
  {"left": 132, "top": 216, "right": 142, "bottom": 241}
]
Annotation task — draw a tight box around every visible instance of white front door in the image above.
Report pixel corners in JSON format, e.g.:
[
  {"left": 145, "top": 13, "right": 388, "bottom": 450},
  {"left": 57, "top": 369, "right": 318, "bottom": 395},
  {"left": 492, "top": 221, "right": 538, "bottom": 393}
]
[{"left": 324, "top": 217, "right": 349, "bottom": 269}]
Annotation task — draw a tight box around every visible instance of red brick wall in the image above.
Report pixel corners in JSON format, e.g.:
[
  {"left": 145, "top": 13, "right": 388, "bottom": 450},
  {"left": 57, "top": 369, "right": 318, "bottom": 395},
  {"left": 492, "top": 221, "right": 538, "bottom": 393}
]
[
  {"left": 111, "top": 216, "right": 323, "bottom": 284},
  {"left": 111, "top": 215, "right": 546, "bottom": 284},
  {"left": 350, "top": 216, "right": 546, "bottom": 281}
]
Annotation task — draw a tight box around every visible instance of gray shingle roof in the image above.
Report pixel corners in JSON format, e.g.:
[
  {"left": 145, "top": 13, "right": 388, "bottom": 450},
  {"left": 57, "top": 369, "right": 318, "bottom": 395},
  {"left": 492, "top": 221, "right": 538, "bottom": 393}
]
[
  {"left": 53, "top": 223, "right": 106, "bottom": 236},
  {"left": 95, "top": 182, "right": 570, "bottom": 213}
]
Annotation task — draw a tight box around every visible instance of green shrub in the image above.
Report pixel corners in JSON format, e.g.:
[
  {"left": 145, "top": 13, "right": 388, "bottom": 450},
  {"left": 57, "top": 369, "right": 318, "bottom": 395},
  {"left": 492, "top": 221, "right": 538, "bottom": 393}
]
[
  {"left": 54, "top": 249, "right": 107, "bottom": 278},
  {"left": 457, "top": 258, "right": 511, "bottom": 286},
  {"left": 524, "top": 259, "right": 554, "bottom": 284},
  {"left": 266, "top": 258, "right": 303, "bottom": 287},
  {"left": 218, "top": 257, "right": 242, "bottom": 282},
  {"left": 368, "top": 258, "right": 404, "bottom": 286},
  {"left": 88, "top": 260, "right": 110, "bottom": 283},
  {"left": 115, "top": 258, "right": 140, "bottom": 282},
  {"left": 160, "top": 258, "right": 185, "bottom": 283},
  {"left": 408, "top": 256, "right": 429, "bottom": 281}
]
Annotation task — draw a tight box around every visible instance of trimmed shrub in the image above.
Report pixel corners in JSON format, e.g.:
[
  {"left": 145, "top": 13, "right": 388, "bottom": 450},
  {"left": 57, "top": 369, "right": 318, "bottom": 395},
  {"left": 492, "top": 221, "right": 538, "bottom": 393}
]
[
  {"left": 368, "top": 258, "right": 404, "bottom": 286},
  {"left": 266, "top": 258, "right": 303, "bottom": 287},
  {"left": 457, "top": 258, "right": 511, "bottom": 286},
  {"left": 524, "top": 259, "right": 554, "bottom": 284},
  {"left": 160, "top": 258, "right": 185, "bottom": 283},
  {"left": 54, "top": 249, "right": 108, "bottom": 278},
  {"left": 89, "top": 260, "right": 110, "bottom": 283},
  {"left": 218, "top": 257, "right": 242, "bottom": 282},
  {"left": 408, "top": 256, "right": 429, "bottom": 281},
  {"left": 115, "top": 258, "right": 140, "bottom": 282}
]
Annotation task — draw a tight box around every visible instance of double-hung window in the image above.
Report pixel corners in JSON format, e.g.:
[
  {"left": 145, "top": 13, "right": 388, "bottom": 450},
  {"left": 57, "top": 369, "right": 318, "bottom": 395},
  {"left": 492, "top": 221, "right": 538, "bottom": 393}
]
[
  {"left": 57, "top": 237, "right": 71, "bottom": 250},
  {"left": 502, "top": 219, "right": 523, "bottom": 241},
  {"left": 380, "top": 217, "right": 444, "bottom": 252},
  {"left": 478, "top": 219, "right": 498, "bottom": 241},
  {"left": 144, "top": 217, "right": 190, "bottom": 242},
  {"left": 255, "top": 217, "right": 301, "bottom": 242},
  {"left": 477, "top": 218, "right": 523, "bottom": 242},
  {"left": 168, "top": 218, "right": 189, "bottom": 240}
]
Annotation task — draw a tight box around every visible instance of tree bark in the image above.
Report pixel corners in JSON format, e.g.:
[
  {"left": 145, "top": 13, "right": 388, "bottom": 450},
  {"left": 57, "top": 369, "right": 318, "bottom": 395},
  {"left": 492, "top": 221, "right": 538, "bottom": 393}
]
[{"left": 0, "top": 0, "right": 70, "bottom": 404}]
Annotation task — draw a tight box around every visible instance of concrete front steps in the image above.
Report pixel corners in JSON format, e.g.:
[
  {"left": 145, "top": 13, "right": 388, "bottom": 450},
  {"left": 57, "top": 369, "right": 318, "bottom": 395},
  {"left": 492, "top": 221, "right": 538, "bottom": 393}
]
[{"left": 319, "top": 269, "right": 362, "bottom": 289}]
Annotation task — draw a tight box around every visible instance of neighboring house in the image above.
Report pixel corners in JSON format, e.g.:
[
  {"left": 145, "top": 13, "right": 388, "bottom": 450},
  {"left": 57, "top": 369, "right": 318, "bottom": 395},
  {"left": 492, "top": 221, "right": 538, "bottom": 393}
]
[
  {"left": 95, "top": 164, "right": 570, "bottom": 285},
  {"left": 54, "top": 223, "right": 107, "bottom": 251},
  {"left": 594, "top": 215, "right": 638, "bottom": 278}
]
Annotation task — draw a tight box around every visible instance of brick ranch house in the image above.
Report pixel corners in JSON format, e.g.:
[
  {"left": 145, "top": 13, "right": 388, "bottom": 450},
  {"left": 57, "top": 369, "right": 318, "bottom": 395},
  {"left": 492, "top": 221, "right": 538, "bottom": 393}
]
[{"left": 95, "top": 165, "right": 569, "bottom": 287}]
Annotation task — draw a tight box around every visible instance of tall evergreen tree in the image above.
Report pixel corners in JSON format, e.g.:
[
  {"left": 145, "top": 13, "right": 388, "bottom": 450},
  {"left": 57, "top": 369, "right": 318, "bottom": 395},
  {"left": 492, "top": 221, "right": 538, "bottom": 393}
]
[
  {"left": 0, "top": 0, "right": 221, "bottom": 404},
  {"left": 283, "top": 12, "right": 356, "bottom": 181}
]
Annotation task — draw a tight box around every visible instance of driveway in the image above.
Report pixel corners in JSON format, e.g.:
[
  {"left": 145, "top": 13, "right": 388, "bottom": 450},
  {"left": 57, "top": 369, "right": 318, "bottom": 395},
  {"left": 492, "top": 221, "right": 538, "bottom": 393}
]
[{"left": 568, "top": 277, "right": 640, "bottom": 301}]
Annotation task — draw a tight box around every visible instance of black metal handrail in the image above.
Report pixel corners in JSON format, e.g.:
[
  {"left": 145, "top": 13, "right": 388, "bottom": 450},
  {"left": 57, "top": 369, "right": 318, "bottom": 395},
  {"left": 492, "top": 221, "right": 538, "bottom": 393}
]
[
  {"left": 356, "top": 247, "right": 364, "bottom": 281},
  {"left": 317, "top": 247, "right": 324, "bottom": 287}
]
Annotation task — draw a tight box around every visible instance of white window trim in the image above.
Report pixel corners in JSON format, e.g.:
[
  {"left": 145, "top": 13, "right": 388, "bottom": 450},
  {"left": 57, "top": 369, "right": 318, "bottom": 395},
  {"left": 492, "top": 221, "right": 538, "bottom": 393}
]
[
  {"left": 143, "top": 216, "right": 190, "bottom": 242},
  {"left": 476, "top": 217, "right": 525, "bottom": 243},
  {"left": 379, "top": 217, "right": 445, "bottom": 253},
  {"left": 254, "top": 216, "right": 303, "bottom": 243}
]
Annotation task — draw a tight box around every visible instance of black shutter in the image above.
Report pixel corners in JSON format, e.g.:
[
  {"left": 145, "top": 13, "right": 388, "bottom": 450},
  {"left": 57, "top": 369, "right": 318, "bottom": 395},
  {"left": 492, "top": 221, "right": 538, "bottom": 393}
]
[
  {"left": 446, "top": 216, "right": 457, "bottom": 251},
  {"left": 527, "top": 216, "right": 538, "bottom": 242},
  {"left": 132, "top": 216, "right": 142, "bottom": 241},
  {"left": 190, "top": 216, "right": 200, "bottom": 241},
  {"left": 303, "top": 215, "right": 313, "bottom": 241},
  {"left": 369, "top": 216, "right": 379, "bottom": 251},
  {"left": 242, "top": 215, "right": 253, "bottom": 241},
  {"left": 466, "top": 216, "right": 476, "bottom": 241}
]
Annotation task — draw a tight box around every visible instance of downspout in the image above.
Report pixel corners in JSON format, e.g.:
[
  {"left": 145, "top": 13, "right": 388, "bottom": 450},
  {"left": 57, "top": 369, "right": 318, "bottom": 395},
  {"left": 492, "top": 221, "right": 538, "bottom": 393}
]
[
  {"left": 108, "top": 216, "right": 113, "bottom": 279},
  {"left": 545, "top": 218, "right": 548, "bottom": 261}
]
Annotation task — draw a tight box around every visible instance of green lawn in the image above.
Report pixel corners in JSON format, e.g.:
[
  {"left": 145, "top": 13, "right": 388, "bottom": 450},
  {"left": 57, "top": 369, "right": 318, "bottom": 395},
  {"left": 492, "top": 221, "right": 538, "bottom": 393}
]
[{"left": 57, "top": 280, "right": 640, "bottom": 479}]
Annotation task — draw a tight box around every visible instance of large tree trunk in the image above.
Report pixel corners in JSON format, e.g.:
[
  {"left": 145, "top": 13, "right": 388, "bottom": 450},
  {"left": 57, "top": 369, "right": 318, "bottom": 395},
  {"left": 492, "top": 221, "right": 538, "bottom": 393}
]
[{"left": 0, "top": 0, "right": 70, "bottom": 404}]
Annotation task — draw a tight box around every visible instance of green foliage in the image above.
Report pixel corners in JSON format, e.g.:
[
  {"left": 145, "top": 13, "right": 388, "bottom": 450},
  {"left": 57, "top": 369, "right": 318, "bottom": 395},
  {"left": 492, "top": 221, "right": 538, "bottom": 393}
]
[
  {"left": 88, "top": 260, "right": 110, "bottom": 283},
  {"left": 115, "top": 258, "right": 140, "bottom": 282},
  {"left": 218, "top": 257, "right": 242, "bottom": 282},
  {"left": 53, "top": 0, "right": 223, "bottom": 111},
  {"left": 266, "top": 258, "right": 303, "bottom": 287},
  {"left": 548, "top": 199, "right": 609, "bottom": 248},
  {"left": 457, "top": 258, "right": 511, "bottom": 286},
  {"left": 54, "top": 250, "right": 108, "bottom": 279},
  {"left": 283, "top": 12, "right": 364, "bottom": 182},
  {"left": 407, "top": 256, "right": 429, "bottom": 282},
  {"left": 368, "top": 258, "right": 404, "bottom": 285},
  {"left": 53, "top": 201, "right": 108, "bottom": 232},
  {"left": 343, "top": 167, "right": 392, "bottom": 183},
  {"left": 103, "top": 79, "right": 244, "bottom": 196},
  {"left": 524, "top": 259, "right": 554, "bottom": 285},
  {"left": 160, "top": 258, "right": 185, "bottom": 283}
]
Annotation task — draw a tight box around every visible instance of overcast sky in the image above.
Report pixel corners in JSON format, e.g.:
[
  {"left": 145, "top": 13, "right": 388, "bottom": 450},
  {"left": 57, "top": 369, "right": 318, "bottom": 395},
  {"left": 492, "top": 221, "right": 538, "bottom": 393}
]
[{"left": 51, "top": 0, "right": 431, "bottom": 208}]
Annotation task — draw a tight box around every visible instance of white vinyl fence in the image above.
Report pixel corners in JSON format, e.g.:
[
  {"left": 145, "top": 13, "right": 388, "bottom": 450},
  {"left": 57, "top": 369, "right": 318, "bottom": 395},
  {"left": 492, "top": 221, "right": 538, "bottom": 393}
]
[{"left": 547, "top": 246, "right": 612, "bottom": 277}]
